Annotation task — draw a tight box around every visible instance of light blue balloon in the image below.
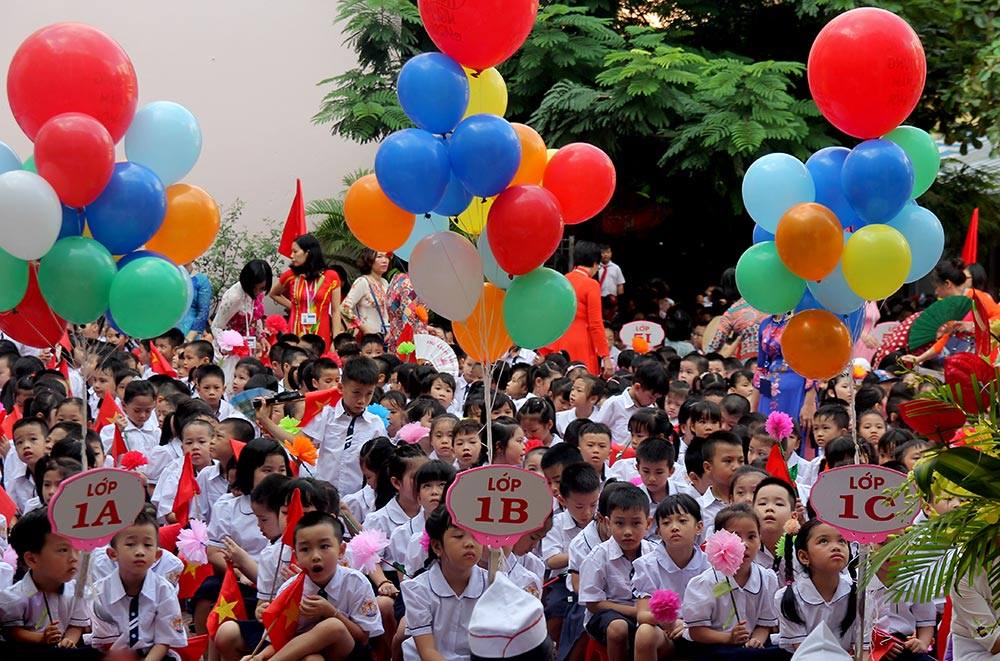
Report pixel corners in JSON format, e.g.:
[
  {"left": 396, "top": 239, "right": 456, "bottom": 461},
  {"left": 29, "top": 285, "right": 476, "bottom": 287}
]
[
  {"left": 741, "top": 153, "right": 815, "bottom": 232},
  {"left": 448, "top": 115, "right": 521, "bottom": 197},
  {"left": 887, "top": 203, "right": 944, "bottom": 283},
  {"left": 0, "top": 142, "right": 21, "bottom": 175},
  {"left": 395, "top": 213, "right": 450, "bottom": 262},
  {"left": 374, "top": 128, "right": 451, "bottom": 214},
  {"left": 124, "top": 101, "right": 202, "bottom": 186},
  {"left": 477, "top": 231, "right": 513, "bottom": 290},
  {"left": 397, "top": 53, "right": 469, "bottom": 135},
  {"left": 433, "top": 171, "right": 472, "bottom": 216},
  {"left": 807, "top": 259, "right": 863, "bottom": 315},
  {"left": 752, "top": 224, "right": 774, "bottom": 244}
]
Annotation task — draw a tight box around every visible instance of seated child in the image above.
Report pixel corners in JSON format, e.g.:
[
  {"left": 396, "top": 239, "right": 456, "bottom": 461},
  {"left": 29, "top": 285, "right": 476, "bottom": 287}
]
[{"left": 699, "top": 431, "right": 746, "bottom": 537}]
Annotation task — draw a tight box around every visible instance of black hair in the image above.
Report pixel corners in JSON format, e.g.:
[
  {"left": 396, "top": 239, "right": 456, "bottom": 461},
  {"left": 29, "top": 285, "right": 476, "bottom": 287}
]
[
  {"left": 384, "top": 443, "right": 427, "bottom": 493},
  {"left": 702, "top": 430, "right": 743, "bottom": 463},
  {"left": 877, "top": 428, "right": 913, "bottom": 462},
  {"left": 893, "top": 438, "right": 931, "bottom": 464},
  {"left": 422, "top": 371, "right": 456, "bottom": 395},
  {"left": 684, "top": 436, "right": 706, "bottom": 479},
  {"left": 721, "top": 393, "right": 751, "bottom": 419},
  {"left": 159, "top": 397, "right": 213, "bottom": 446},
  {"left": 572, "top": 374, "right": 604, "bottom": 401},
  {"left": 251, "top": 473, "right": 292, "bottom": 514},
  {"left": 155, "top": 327, "right": 185, "bottom": 348},
  {"left": 562, "top": 418, "right": 591, "bottom": 448},
  {"left": 780, "top": 519, "right": 857, "bottom": 635},
  {"left": 617, "top": 349, "right": 635, "bottom": 371},
  {"left": 633, "top": 361, "right": 670, "bottom": 396},
  {"left": 414, "top": 460, "right": 457, "bottom": 501},
  {"left": 557, "top": 462, "right": 601, "bottom": 498},
  {"left": 486, "top": 416, "right": 522, "bottom": 457},
  {"left": 9, "top": 507, "right": 53, "bottom": 560},
  {"left": 605, "top": 483, "right": 650, "bottom": 517},
  {"left": 550, "top": 377, "right": 572, "bottom": 404},
  {"left": 149, "top": 376, "right": 191, "bottom": 398},
  {"left": 655, "top": 493, "right": 701, "bottom": 523},
  {"left": 297, "top": 333, "right": 325, "bottom": 357},
  {"left": 934, "top": 257, "right": 967, "bottom": 287},
  {"left": 357, "top": 248, "right": 384, "bottom": 276},
  {"left": 360, "top": 333, "right": 385, "bottom": 349},
  {"left": 421, "top": 505, "right": 462, "bottom": 570},
  {"left": 574, "top": 241, "right": 601, "bottom": 267},
  {"left": 51, "top": 437, "right": 97, "bottom": 468},
  {"left": 596, "top": 481, "right": 631, "bottom": 517},
  {"left": 429, "top": 413, "right": 459, "bottom": 437},
  {"left": 540, "top": 443, "right": 583, "bottom": 472},
  {"left": 239, "top": 259, "right": 273, "bottom": 298},
  {"left": 635, "top": 437, "right": 675, "bottom": 467},
  {"left": 25, "top": 389, "right": 63, "bottom": 422},
  {"left": 13, "top": 417, "right": 48, "bottom": 438},
  {"left": 698, "top": 372, "right": 728, "bottom": 393},
  {"left": 244, "top": 373, "right": 281, "bottom": 393},
  {"left": 814, "top": 404, "right": 850, "bottom": 430},
  {"left": 380, "top": 389, "right": 407, "bottom": 410},
  {"left": 518, "top": 397, "right": 555, "bottom": 428},
  {"left": 185, "top": 340, "right": 215, "bottom": 363},
  {"left": 310, "top": 479, "right": 341, "bottom": 515},
  {"left": 294, "top": 510, "right": 344, "bottom": 544},
  {"left": 219, "top": 417, "right": 256, "bottom": 444},
  {"left": 112, "top": 504, "right": 160, "bottom": 546},
  {"left": 235, "top": 357, "right": 269, "bottom": 379},
  {"left": 578, "top": 422, "right": 612, "bottom": 442},
  {"left": 34, "top": 456, "right": 83, "bottom": 502},
  {"left": 407, "top": 395, "right": 447, "bottom": 424},
  {"left": 123, "top": 379, "right": 156, "bottom": 404},
  {"left": 730, "top": 465, "right": 768, "bottom": 499},
  {"left": 688, "top": 400, "right": 723, "bottom": 426},
  {"left": 342, "top": 355, "right": 380, "bottom": 387},
  {"left": 234, "top": 438, "right": 291, "bottom": 495},
  {"left": 280, "top": 345, "right": 309, "bottom": 368},
  {"left": 359, "top": 437, "right": 396, "bottom": 510},
  {"left": 530, "top": 363, "right": 561, "bottom": 394},
  {"left": 713, "top": 502, "right": 759, "bottom": 537},
  {"left": 628, "top": 408, "right": 671, "bottom": 439},
  {"left": 290, "top": 234, "right": 327, "bottom": 280}
]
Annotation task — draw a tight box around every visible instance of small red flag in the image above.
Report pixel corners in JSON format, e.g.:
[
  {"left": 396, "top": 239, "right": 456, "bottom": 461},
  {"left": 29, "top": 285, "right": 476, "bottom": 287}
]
[
  {"left": 298, "top": 388, "right": 341, "bottom": 429},
  {"left": 149, "top": 344, "right": 178, "bottom": 377},
  {"left": 765, "top": 443, "right": 794, "bottom": 488},
  {"left": 160, "top": 522, "right": 183, "bottom": 553},
  {"left": 109, "top": 425, "right": 128, "bottom": 464},
  {"left": 229, "top": 438, "right": 247, "bottom": 462},
  {"left": 262, "top": 571, "right": 306, "bottom": 650},
  {"left": 171, "top": 633, "right": 209, "bottom": 661},
  {"left": 177, "top": 554, "right": 213, "bottom": 599},
  {"left": 0, "top": 406, "right": 18, "bottom": 440},
  {"left": 396, "top": 323, "right": 417, "bottom": 364},
  {"left": 0, "top": 484, "right": 17, "bottom": 522},
  {"left": 278, "top": 178, "right": 307, "bottom": 259},
  {"left": 172, "top": 453, "right": 201, "bottom": 527},
  {"left": 282, "top": 488, "right": 304, "bottom": 548},
  {"left": 206, "top": 563, "right": 247, "bottom": 638},
  {"left": 92, "top": 392, "right": 121, "bottom": 432},
  {"left": 962, "top": 207, "right": 979, "bottom": 266}
]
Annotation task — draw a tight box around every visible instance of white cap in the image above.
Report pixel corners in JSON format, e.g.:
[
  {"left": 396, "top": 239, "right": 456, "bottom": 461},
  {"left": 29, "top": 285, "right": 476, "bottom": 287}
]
[
  {"left": 791, "top": 623, "right": 851, "bottom": 660},
  {"left": 468, "top": 573, "right": 547, "bottom": 658}
]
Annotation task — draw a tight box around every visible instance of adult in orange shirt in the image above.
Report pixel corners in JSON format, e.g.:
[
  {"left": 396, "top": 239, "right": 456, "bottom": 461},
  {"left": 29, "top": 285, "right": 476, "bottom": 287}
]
[{"left": 548, "top": 241, "right": 611, "bottom": 375}]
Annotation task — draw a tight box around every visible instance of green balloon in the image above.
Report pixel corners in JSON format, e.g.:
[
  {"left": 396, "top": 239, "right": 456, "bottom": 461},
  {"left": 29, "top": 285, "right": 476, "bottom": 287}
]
[
  {"left": 22, "top": 155, "right": 35, "bottom": 173},
  {"left": 0, "top": 248, "right": 28, "bottom": 311},
  {"left": 109, "top": 257, "right": 188, "bottom": 339},
  {"left": 736, "top": 241, "right": 806, "bottom": 314},
  {"left": 885, "top": 125, "right": 940, "bottom": 198},
  {"left": 503, "top": 267, "right": 577, "bottom": 349},
  {"left": 38, "top": 237, "right": 116, "bottom": 323}
]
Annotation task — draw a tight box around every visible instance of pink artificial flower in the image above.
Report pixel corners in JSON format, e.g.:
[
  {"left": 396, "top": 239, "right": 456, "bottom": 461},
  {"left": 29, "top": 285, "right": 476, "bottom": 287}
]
[
  {"left": 347, "top": 530, "right": 390, "bottom": 573},
  {"left": 397, "top": 422, "right": 429, "bottom": 446},
  {"left": 630, "top": 476, "right": 643, "bottom": 486},
  {"left": 419, "top": 530, "right": 431, "bottom": 553},
  {"left": 176, "top": 519, "right": 209, "bottom": 565},
  {"left": 218, "top": 329, "right": 245, "bottom": 352},
  {"left": 705, "top": 529, "right": 746, "bottom": 577},
  {"left": 649, "top": 589, "right": 681, "bottom": 624},
  {"left": 765, "top": 411, "right": 794, "bottom": 441}
]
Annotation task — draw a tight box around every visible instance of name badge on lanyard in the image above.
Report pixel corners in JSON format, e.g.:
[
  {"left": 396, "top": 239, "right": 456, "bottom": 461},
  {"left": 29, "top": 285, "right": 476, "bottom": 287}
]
[
  {"left": 301, "top": 276, "right": 319, "bottom": 327},
  {"left": 301, "top": 312, "right": 318, "bottom": 326}
]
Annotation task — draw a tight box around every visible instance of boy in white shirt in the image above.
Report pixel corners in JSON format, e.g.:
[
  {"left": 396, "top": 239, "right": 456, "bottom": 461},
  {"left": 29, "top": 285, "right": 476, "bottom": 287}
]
[
  {"left": 697, "top": 432, "right": 745, "bottom": 538},
  {"left": 593, "top": 362, "right": 669, "bottom": 445},
  {"left": 89, "top": 506, "right": 187, "bottom": 657},
  {"left": 101, "top": 379, "right": 160, "bottom": 455},
  {"left": 9, "top": 419, "right": 47, "bottom": 513}
]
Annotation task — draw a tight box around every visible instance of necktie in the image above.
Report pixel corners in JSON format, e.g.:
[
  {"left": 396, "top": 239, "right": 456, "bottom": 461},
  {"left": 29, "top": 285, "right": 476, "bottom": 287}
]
[
  {"left": 343, "top": 416, "right": 358, "bottom": 450},
  {"left": 128, "top": 594, "right": 140, "bottom": 647},
  {"left": 317, "top": 587, "right": 328, "bottom": 600}
]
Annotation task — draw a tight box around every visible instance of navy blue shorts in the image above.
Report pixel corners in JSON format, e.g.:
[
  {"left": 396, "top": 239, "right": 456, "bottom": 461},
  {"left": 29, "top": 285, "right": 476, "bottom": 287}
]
[
  {"left": 543, "top": 581, "right": 574, "bottom": 620},
  {"left": 584, "top": 610, "right": 637, "bottom": 648}
]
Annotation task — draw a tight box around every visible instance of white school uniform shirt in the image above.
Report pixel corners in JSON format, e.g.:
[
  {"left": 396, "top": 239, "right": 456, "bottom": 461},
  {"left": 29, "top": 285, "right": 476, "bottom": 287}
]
[
  {"left": 607, "top": 457, "right": 639, "bottom": 483},
  {"left": 776, "top": 573, "right": 866, "bottom": 653},
  {"left": 632, "top": 544, "right": 709, "bottom": 601},
  {"left": 206, "top": 493, "right": 269, "bottom": 562},
  {"left": 256, "top": 540, "right": 294, "bottom": 601},
  {"left": 567, "top": 520, "right": 604, "bottom": 591},
  {"left": 89, "top": 547, "right": 184, "bottom": 592},
  {"left": 388, "top": 512, "right": 425, "bottom": 567},
  {"left": 343, "top": 484, "right": 376, "bottom": 526},
  {"left": 598, "top": 260, "right": 625, "bottom": 297},
  {"left": 273, "top": 567, "right": 383, "bottom": 637},
  {"left": 697, "top": 488, "right": 730, "bottom": 538},
  {"left": 2, "top": 449, "right": 27, "bottom": 498},
  {"left": 362, "top": 496, "right": 411, "bottom": 542},
  {"left": 796, "top": 456, "right": 822, "bottom": 487},
  {"left": 5, "top": 464, "right": 34, "bottom": 515},
  {"left": 591, "top": 388, "right": 648, "bottom": 445},
  {"left": 950, "top": 570, "right": 1000, "bottom": 660},
  {"left": 401, "top": 563, "right": 489, "bottom": 661},
  {"left": 0, "top": 563, "right": 12, "bottom": 592},
  {"left": 501, "top": 552, "right": 544, "bottom": 599},
  {"left": 0, "top": 573, "right": 89, "bottom": 633},
  {"left": 302, "top": 399, "right": 387, "bottom": 497},
  {"left": 512, "top": 392, "right": 538, "bottom": 412},
  {"left": 578, "top": 537, "right": 656, "bottom": 624},
  {"left": 556, "top": 408, "right": 594, "bottom": 436},
  {"left": 145, "top": 439, "right": 183, "bottom": 485},
  {"left": 89, "top": 570, "right": 187, "bottom": 657},
  {"left": 195, "top": 462, "right": 230, "bottom": 524},
  {"left": 99, "top": 415, "right": 161, "bottom": 455},
  {"left": 682, "top": 564, "right": 780, "bottom": 635},
  {"left": 23, "top": 496, "right": 42, "bottom": 513},
  {"left": 541, "top": 510, "right": 587, "bottom": 565},
  {"left": 404, "top": 529, "right": 429, "bottom": 577},
  {"left": 866, "top": 575, "right": 935, "bottom": 637}
]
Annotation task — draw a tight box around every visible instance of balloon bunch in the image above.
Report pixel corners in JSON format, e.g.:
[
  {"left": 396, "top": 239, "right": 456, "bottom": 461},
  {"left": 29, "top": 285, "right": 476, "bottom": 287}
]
[
  {"left": 736, "top": 8, "right": 941, "bottom": 380},
  {"left": 343, "top": 0, "right": 617, "bottom": 360},
  {"left": 0, "top": 23, "right": 218, "bottom": 346}
]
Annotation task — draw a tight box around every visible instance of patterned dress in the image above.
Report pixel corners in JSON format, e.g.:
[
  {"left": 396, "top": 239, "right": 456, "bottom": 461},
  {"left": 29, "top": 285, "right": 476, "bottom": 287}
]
[
  {"left": 706, "top": 297, "right": 768, "bottom": 361},
  {"left": 278, "top": 269, "right": 342, "bottom": 347},
  {"left": 386, "top": 273, "right": 428, "bottom": 348},
  {"left": 754, "top": 315, "right": 811, "bottom": 423}
]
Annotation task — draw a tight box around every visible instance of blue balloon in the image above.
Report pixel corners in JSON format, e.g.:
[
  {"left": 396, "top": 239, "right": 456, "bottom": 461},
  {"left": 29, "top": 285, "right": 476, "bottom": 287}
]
[
  {"left": 794, "top": 288, "right": 823, "bottom": 313},
  {"left": 58, "top": 206, "right": 84, "bottom": 240},
  {"left": 117, "top": 249, "right": 171, "bottom": 270},
  {"left": 395, "top": 214, "right": 450, "bottom": 262},
  {"left": 841, "top": 140, "right": 914, "bottom": 224},
  {"left": 807, "top": 258, "right": 864, "bottom": 315},
  {"left": 448, "top": 115, "right": 521, "bottom": 197},
  {"left": 477, "top": 231, "right": 513, "bottom": 290},
  {"left": 86, "top": 162, "right": 167, "bottom": 255},
  {"left": 805, "top": 147, "right": 862, "bottom": 229},
  {"left": 433, "top": 172, "right": 473, "bottom": 216},
  {"left": 887, "top": 203, "right": 944, "bottom": 283},
  {"left": 374, "top": 129, "right": 451, "bottom": 214},
  {"left": 741, "top": 153, "right": 815, "bottom": 232},
  {"left": 125, "top": 101, "right": 203, "bottom": 186},
  {"left": 752, "top": 224, "right": 775, "bottom": 244},
  {"left": 844, "top": 306, "right": 866, "bottom": 344},
  {"left": 397, "top": 53, "right": 469, "bottom": 135},
  {"left": 0, "top": 141, "right": 21, "bottom": 175}
]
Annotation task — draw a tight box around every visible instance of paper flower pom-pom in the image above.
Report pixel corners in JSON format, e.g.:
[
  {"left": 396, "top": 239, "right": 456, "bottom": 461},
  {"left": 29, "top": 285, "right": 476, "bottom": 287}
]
[
  {"left": 630, "top": 476, "right": 644, "bottom": 486},
  {"left": 177, "top": 519, "right": 209, "bottom": 566},
  {"left": 419, "top": 530, "right": 431, "bottom": 553},
  {"left": 283, "top": 436, "right": 318, "bottom": 467},
  {"left": 705, "top": 529, "right": 746, "bottom": 577},
  {"left": 119, "top": 450, "right": 148, "bottom": 472},
  {"left": 415, "top": 305, "right": 429, "bottom": 324},
  {"left": 347, "top": 530, "right": 390, "bottom": 573},
  {"left": 367, "top": 403, "right": 390, "bottom": 430},
  {"left": 649, "top": 589, "right": 681, "bottom": 624},
  {"left": 397, "top": 422, "right": 429, "bottom": 446},
  {"left": 765, "top": 411, "right": 794, "bottom": 441},
  {"left": 632, "top": 336, "right": 650, "bottom": 354},
  {"left": 218, "top": 329, "right": 244, "bottom": 352},
  {"left": 397, "top": 341, "right": 416, "bottom": 356},
  {"left": 783, "top": 517, "right": 801, "bottom": 536}
]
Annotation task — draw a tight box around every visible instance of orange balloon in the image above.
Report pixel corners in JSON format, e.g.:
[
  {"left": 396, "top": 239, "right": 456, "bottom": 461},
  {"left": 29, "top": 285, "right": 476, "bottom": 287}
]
[
  {"left": 509, "top": 123, "right": 547, "bottom": 187},
  {"left": 453, "top": 283, "right": 513, "bottom": 362},
  {"left": 144, "top": 184, "right": 220, "bottom": 264},
  {"left": 343, "top": 174, "right": 415, "bottom": 252},
  {"left": 775, "top": 202, "right": 844, "bottom": 281},
  {"left": 782, "top": 309, "right": 852, "bottom": 380}
]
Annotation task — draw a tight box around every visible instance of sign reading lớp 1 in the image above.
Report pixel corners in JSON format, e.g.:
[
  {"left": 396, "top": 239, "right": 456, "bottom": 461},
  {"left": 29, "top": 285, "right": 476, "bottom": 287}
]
[
  {"left": 48, "top": 467, "right": 146, "bottom": 551},
  {"left": 811, "top": 464, "right": 918, "bottom": 544},
  {"left": 446, "top": 466, "right": 552, "bottom": 548}
]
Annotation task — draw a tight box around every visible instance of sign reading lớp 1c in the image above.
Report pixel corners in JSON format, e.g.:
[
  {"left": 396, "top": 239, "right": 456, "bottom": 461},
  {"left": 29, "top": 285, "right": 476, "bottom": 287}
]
[{"left": 811, "top": 464, "right": 918, "bottom": 544}]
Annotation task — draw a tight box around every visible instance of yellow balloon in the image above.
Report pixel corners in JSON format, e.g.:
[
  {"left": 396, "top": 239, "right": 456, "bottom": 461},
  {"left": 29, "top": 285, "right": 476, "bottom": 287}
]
[
  {"left": 842, "top": 224, "right": 911, "bottom": 301},
  {"left": 463, "top": 67, "right": 507, "bottom": 118},
  {"left": 546, "top": 148, "right": 559, "bottom": 163},
  {"left": 455, "top": 196, "right": 495, "bottom": 235}
]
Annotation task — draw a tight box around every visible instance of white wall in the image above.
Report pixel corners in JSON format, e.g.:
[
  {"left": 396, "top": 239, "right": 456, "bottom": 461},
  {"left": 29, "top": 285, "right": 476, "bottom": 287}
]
[{"left": 0, "top": 0, "right": 376, "bottom": 230}]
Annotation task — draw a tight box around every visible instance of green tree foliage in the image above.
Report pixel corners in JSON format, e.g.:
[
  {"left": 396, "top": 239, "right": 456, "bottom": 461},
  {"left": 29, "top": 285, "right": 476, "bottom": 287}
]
[{"left": 197, "top": 200, "right": 283, "bottom": 306}]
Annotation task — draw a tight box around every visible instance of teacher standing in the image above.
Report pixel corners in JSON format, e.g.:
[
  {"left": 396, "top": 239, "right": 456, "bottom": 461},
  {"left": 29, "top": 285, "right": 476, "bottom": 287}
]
[
  {"left": 547, "top": 241, "right": 610, "bottom": 375},
  {"left": 269, "top": 233, "right": 342, "bottom": 349},
  {"left": 341, "top": 249, "right": 391, "bottom": 337}
]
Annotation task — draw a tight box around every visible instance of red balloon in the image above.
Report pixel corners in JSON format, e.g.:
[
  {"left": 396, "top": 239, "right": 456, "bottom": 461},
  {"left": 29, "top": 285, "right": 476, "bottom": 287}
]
[
  {"left": 808, "top": 8, "right": 925, "bottom": 139},
  {"left": 418, "top": 0, "right": 539, "bottom": 71},
  {"left": 35, "top": 113, "right": 115, "bottom": 207},
  {"left": 486, "top": 185, "right": 563, "bottom": 276},
  {"left": 7, "top": 22, "right": 138, "bottom": 143},
  {"left": 542, "top": 143, "right": 616, "bottom": 224},
  {"left": 0, "top": 263, "right": 66, "bottom": 348}
]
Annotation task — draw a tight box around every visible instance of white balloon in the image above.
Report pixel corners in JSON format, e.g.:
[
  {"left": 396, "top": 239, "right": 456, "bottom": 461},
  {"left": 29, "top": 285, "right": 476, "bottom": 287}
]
[
  {"left": 409, "top": 231, "right": 483, "bottom": 321},
  {"left": 0, "top": 170, "right": 61, "bottom": 260}
]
